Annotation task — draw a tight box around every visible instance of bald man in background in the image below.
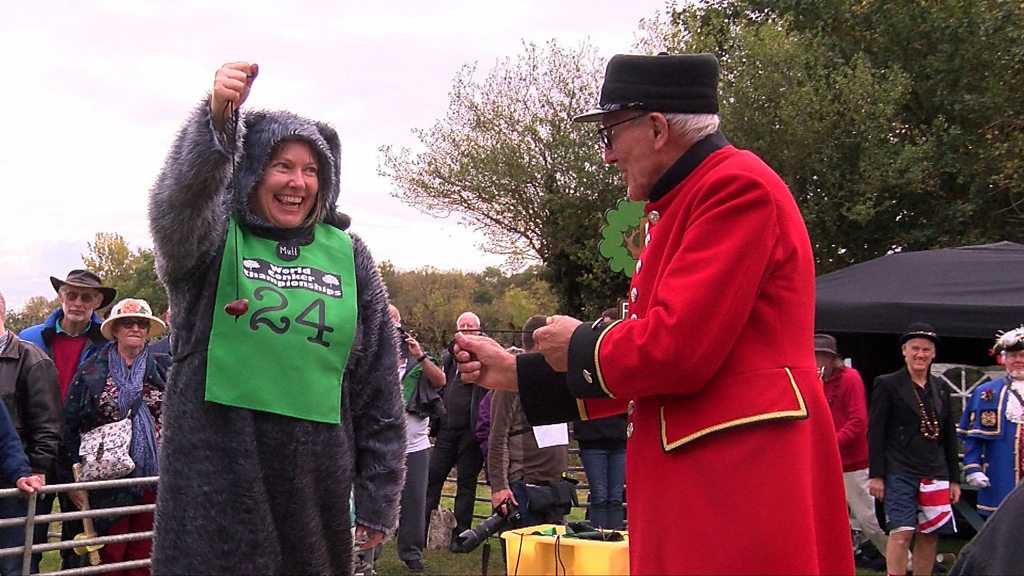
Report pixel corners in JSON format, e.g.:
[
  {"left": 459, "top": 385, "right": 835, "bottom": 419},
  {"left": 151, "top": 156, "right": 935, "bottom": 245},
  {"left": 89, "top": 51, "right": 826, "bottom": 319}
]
[{"left": 424, "top": 312, "right": 486, "bottom": 548}]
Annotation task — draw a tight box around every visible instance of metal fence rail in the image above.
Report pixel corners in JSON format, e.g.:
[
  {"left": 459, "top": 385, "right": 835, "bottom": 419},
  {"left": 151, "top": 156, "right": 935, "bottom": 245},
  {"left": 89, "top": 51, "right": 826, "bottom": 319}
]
[{"left": 0, "top": 476, "right": 157, "bottom": 575}]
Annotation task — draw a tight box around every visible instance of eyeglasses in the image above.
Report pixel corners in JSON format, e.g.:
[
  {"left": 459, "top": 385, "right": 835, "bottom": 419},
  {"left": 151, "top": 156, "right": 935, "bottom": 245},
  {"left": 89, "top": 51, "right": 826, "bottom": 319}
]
[
  {"left": 597, "top": 113, "right": 648, "bottom": 150},
  {"left": 116, "top": 318, "right": 151, "bottom": 330},
  {"left": 60, "top": 290, "right": 101, "bottom": 304}
]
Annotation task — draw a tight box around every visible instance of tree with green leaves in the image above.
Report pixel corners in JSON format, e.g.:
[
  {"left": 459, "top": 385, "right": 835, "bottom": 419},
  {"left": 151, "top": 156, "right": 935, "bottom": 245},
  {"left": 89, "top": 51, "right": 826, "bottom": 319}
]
[
  {"left": 380, "top": 262, "right": 558, "bottom": 352},
  {"left": 638, "top": 0, "right": 1023, "bottom": 272},
  {"left": 7, "top": 234, "right": 167, "bottom": 331},
  {"left": 380, "top": 41, "right": 630, "bottom": 317},
  {"left": 82, "top": 232, "right": 168, "bottom": 313},
  {"left": 4, "top": 295, "right": 59, "bottom": 333}
]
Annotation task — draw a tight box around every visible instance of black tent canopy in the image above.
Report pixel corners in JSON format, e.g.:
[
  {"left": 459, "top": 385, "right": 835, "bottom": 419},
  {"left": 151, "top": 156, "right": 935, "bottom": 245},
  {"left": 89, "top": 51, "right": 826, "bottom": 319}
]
[
  {"left": 814, "top": 241, "right": 1024, "bottom": 383},
  {"left": 816, "top": 241, "right": 1024, "bottom": 338}
]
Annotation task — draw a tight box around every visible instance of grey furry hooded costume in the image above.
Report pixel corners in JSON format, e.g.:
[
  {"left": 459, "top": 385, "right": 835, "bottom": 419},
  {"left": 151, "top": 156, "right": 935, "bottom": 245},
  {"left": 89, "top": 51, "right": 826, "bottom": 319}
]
[{"left": 147, "top": 98, "right": 405, "bottom": 575}]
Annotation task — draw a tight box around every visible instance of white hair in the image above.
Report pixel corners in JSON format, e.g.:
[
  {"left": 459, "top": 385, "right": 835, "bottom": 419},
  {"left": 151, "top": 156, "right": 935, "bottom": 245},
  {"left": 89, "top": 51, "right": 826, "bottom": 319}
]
[{"left": 663, "top": 113, "right": 720, "bottom": 147}]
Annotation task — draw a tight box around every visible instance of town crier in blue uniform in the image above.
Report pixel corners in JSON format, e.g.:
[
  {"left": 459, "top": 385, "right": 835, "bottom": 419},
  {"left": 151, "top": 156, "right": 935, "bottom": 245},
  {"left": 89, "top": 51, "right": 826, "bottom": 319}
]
[
  {"left": 958, "top": 326, "right": 1024, "bottom": 516},
  {"left": 451, "top": 53, "right": 854, "bottom": 575}
]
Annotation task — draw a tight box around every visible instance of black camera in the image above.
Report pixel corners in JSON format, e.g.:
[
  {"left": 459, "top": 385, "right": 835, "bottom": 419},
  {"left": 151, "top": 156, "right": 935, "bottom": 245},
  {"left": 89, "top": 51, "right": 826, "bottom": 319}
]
[{"left": 450, "top": 499, "right": 519, "bottom": 553}]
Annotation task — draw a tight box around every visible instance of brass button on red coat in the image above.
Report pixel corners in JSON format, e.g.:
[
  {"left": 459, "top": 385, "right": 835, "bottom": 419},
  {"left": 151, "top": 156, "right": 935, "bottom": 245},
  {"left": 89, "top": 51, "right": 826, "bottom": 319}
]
[
  {"left": 583, "top": 369, "right": 593, "bottom": 384},
  {"left": 635, "top": 260, "right": 642, "bottom": 275},
  {"left": 627, "top": 400, "right": 635, "bottom": 416},
  {"left": 630, "top": 287, "right": 638, "bottom": 303},
  {"left": 630, "top": 313, "right": 638, "bottom": 320},
  {"left": 626, "top": 422, "right": 634, "bottom": 438},
  {"left": 648, "top": 210, "right": 660, "bottom": 224}
]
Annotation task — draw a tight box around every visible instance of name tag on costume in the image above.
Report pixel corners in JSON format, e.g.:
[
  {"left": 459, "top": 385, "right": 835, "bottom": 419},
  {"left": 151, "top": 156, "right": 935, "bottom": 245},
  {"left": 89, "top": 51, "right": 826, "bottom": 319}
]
[{"left": 206, "top": 218, "right": 357, "bottom": 423}]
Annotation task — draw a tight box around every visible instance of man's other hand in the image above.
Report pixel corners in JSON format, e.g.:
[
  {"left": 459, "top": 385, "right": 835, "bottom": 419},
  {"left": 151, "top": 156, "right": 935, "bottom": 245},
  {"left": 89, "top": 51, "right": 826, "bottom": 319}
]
[{"left": 533, "top": 315, "right": 583, "bottom": 372}]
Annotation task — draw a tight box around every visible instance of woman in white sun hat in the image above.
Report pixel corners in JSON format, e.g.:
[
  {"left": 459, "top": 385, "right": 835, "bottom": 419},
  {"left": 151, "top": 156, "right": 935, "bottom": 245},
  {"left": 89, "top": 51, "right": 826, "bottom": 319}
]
[{"left": 63, "top": 298, "right": 170, "bottom": 574}]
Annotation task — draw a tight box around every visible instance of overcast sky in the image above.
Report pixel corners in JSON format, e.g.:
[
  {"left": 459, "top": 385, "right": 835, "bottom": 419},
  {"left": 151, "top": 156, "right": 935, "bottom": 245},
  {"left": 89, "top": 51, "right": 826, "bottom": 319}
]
[{"left": 0, "top": 0, "right": 668, "bottom": 310}]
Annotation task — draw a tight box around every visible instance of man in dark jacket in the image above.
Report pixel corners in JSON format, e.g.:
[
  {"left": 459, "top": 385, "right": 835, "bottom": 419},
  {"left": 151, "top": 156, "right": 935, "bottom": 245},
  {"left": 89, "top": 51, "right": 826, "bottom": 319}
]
[
  {"left": 869, "top": 323, "right": 961, "bottom": 576},
  {"left": 0, "top": 289, "right": 61, "bottom": 576},
  {"left": 17, "top": 270, "right": 114, "bottom": 572},
  {"left": 425, "top": 311, "right": 486, "bottom": 546}
]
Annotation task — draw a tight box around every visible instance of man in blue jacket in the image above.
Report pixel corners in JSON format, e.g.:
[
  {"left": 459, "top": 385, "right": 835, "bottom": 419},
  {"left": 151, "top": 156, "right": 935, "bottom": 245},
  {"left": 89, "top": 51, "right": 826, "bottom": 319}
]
[
  {"left": 958, "top": 326, "right": 1024, "bottom": 516},
  {"left": 18, "top": 269, "right": 114, "bottom": 571}
]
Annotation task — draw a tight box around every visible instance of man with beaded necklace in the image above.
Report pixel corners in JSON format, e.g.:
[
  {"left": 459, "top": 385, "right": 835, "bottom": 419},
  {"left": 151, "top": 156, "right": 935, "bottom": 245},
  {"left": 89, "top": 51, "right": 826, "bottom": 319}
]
[{"left": 868, "top": 323, "right": 961, "bottom": 576}]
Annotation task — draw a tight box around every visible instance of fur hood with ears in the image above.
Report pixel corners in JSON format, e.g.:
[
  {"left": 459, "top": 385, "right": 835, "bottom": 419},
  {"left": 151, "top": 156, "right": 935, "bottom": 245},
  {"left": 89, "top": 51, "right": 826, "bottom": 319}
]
[{"left": 227, "top": 109, "right": 350, "bottom": 231}]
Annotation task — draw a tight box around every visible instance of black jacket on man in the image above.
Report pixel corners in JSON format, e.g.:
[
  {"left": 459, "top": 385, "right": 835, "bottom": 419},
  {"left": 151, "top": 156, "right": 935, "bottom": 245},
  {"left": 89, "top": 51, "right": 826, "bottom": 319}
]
[
  {"left": 868, "top": 367, "right": 959, "bottom": 481},
  {"left": 0, "top": 332, "right": 62, "bottom": 481}
]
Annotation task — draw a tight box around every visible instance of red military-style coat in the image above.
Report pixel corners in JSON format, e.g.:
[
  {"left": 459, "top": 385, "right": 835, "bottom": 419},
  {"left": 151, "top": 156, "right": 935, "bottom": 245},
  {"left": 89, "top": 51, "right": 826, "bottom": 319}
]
[{"left": 519, "top": 133, "right": 854, "bottom": 575}]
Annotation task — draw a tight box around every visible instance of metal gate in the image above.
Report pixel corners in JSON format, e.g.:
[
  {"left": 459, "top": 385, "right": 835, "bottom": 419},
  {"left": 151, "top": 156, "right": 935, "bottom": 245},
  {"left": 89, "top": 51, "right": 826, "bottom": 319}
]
[{"left": 0, "top": 476, "right": 157, "bottom": 575}]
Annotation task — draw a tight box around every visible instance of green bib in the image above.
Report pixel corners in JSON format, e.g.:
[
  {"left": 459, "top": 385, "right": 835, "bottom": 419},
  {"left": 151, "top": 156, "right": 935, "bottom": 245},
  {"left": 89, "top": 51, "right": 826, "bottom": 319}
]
[{"left": 206, "top": 218, "right": 357, "bottom": 423}]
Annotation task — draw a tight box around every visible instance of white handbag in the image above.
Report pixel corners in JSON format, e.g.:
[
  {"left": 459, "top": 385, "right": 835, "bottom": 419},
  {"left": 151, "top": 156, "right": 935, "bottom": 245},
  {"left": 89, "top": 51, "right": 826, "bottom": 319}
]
[{"left": 77, "top": 415, "right": 135, "bottom": 482}]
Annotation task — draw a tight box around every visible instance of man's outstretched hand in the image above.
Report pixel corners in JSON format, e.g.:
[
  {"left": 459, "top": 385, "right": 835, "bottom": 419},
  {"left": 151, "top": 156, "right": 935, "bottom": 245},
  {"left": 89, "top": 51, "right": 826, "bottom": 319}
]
[{"left": 454, "top": 332, "right": 519, "bottom": 392}]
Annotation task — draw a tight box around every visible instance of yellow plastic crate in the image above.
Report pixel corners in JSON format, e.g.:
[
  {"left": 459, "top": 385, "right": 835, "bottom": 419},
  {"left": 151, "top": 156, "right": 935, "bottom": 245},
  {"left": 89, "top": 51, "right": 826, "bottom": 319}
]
[{"left": 501, "top": 524, "right": 629, "bottom": 576}]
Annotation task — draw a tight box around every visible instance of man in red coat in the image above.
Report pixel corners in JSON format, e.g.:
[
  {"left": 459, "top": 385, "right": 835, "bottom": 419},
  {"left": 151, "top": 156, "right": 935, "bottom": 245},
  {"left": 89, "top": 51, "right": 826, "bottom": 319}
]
[
  {"left": 816, "top": 333, "right": 888, "bottom": 561},
  {"left": 454, "top": 53, "right": 854, "bottom": 575}
]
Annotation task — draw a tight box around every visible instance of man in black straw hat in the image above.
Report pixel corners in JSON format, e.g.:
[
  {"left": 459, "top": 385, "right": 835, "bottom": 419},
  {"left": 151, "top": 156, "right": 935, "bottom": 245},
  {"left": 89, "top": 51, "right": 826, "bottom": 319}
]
[
  {"left": 18, "top": 269, "right": 115, "bottom": 570},
  {"left": 452, "top": 53, "right": 853, "bottom": 574},
  {"left": 869, "top": 322, "right": 960, "bottom": 576}
]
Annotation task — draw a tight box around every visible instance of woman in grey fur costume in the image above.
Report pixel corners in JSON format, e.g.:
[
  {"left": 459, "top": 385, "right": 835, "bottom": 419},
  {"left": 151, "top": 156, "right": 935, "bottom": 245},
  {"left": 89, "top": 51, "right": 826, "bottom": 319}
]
[{"left": 147, "top": 62, "right": 405, "bottom": 575}]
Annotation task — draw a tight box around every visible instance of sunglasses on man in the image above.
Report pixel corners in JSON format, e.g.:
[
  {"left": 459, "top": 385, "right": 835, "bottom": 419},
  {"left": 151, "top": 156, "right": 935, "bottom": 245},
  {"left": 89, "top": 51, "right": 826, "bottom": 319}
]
[{"left": 60, "top": 289, "right": 102, "bottom": 304}]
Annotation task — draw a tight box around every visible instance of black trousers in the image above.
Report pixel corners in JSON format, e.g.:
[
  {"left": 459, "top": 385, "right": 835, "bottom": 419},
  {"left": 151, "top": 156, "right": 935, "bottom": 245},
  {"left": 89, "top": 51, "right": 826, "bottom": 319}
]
[
  {"left": 424, "top": 427, "right": 483, "bottom": 537},
  {"left": 397, "top": 447, "right": 430, "bottom": 563}
]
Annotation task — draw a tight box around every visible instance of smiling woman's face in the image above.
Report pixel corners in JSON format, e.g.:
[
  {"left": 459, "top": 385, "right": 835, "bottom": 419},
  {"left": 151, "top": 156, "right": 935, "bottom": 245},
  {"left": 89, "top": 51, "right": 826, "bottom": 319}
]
[{"left": 251, "top": 140, "right": 320, "bottom": 229}]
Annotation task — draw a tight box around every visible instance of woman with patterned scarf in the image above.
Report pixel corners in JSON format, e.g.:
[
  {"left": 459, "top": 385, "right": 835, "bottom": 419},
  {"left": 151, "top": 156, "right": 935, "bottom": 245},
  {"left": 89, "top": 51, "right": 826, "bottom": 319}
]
[{"left": 64, "top": 298, "right": 170, "bottom": 575}]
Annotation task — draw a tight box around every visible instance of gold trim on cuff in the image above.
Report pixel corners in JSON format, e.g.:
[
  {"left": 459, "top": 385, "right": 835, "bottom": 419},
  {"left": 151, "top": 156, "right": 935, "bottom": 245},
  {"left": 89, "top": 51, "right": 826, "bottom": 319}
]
[
  {"left": 576, "top": 399, "right": 590, "bottom": 421},
  {"left": 593, "top": 320, "right": 622, "bottom": 398}
]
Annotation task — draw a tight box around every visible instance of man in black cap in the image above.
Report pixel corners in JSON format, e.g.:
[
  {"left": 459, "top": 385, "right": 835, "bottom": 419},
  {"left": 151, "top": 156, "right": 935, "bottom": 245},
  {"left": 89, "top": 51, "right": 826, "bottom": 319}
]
[
  {"left": 453, "top": 53, "right": 853, "bottom": 574},
  {"left": 19, "top": 269, "right": 115, "bottom": 571},
  {"left": 868, "top": 323, "right": 960, "bottom": 576}
]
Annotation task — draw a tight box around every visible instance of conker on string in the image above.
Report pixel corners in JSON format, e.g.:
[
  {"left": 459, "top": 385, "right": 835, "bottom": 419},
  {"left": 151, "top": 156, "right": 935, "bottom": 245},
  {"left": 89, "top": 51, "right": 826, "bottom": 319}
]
[{"left": 224, "top": 299, "right": 249, "bottom": 317}]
